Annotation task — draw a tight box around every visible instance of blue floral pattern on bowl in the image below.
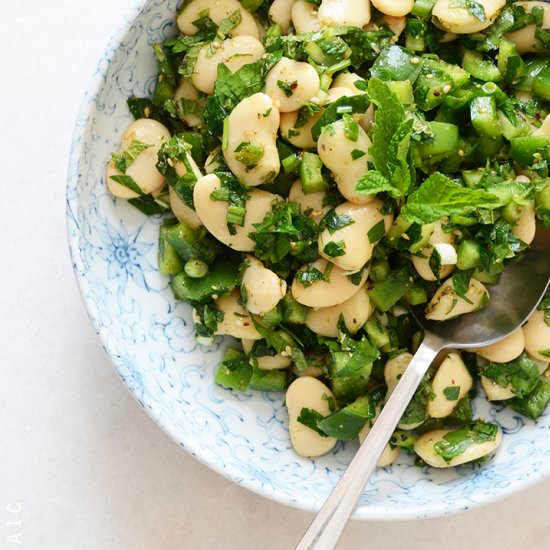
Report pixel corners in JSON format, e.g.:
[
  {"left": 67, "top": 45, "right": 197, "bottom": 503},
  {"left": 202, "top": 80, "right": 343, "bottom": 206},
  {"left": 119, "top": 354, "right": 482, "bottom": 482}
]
[{"left": 66, "top": 0, "right": 550, "bottom": 520}]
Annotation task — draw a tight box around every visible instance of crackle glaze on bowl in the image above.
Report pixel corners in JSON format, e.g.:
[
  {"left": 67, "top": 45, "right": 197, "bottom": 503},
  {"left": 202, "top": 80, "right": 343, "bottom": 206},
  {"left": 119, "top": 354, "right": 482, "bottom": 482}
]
[{"left": 66, "top": 0, "right": 550, "bottom": 520}]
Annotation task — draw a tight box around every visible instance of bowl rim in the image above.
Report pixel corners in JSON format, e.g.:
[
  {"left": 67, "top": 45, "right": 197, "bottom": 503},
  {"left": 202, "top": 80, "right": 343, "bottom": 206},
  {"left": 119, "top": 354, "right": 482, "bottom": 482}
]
[{"left": 65, "top": 0, "right": 549, "bottom": 521}]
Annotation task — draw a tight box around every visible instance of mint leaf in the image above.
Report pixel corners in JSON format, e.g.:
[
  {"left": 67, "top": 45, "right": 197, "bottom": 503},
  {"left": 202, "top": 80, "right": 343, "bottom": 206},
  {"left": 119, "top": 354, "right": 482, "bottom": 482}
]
[
  {"left": 109, "top": 174, "right": 143, "bottom": 195},
  {"left": 203, "top": 53, "right": 281, "bottom": 136},
  {"left": 297, "top": 408, "right": 329, "bottom": 437},
  {"left": 111, "top": 140, "right": 152, "bottom": 174},
  {"left": 311, "top": 94, "right": 370, "bottom": 141},
  {"left": 323, "top": 241, "right": 346, "bottom": 257},
  {"left": 478, "top": 352, "right": 541, "bottom": 398},
  {"left": 401, "top": 172, "right": 502, "bottom": 224},
  {"left": 356, "top": 171, "right": 403, "bottom": 198},
  {"left": 365, "top": 78, "right": 414, "bottom": 196},
  {"left": 434, "top": 422, "right": 498, "bottom": 462},
  {"left": 449, "top": 0, "right": 487, "bottom": 22},
  {"left": 443, "top": 386, "right": 461, "bottom": 401}
]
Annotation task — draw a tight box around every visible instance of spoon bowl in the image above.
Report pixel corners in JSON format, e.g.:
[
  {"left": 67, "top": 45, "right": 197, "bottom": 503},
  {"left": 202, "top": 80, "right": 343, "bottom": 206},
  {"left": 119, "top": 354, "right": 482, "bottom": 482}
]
[{"left": 298, "top": 226, "right": 550, "bottom": 550}]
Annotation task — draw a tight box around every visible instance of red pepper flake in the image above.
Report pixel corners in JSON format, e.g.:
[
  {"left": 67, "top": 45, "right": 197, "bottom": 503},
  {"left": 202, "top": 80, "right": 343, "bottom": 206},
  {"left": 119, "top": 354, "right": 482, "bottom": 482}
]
[{"left": 290, "top": 81, "right": 298, "bottom": 90}]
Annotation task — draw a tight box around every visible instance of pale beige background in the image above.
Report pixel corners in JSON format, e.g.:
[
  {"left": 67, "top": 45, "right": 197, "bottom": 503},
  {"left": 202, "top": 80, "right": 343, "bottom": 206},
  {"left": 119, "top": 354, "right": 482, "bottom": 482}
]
[{"left": 2, "top": 1, "right": 549, "bottom": 548}]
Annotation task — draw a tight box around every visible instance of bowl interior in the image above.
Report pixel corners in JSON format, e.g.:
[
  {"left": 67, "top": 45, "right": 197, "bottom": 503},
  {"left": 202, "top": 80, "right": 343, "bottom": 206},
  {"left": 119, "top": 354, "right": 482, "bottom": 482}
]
[{"left": 66, "top": 0, "right": 550, "bottom": 520}]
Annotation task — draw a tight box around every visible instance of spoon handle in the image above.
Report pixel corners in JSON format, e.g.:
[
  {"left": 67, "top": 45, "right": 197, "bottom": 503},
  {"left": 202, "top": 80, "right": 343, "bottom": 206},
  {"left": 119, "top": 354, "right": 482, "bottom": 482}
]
[{"left": 296, "top": 332, "right": 445, "bottom": 550}]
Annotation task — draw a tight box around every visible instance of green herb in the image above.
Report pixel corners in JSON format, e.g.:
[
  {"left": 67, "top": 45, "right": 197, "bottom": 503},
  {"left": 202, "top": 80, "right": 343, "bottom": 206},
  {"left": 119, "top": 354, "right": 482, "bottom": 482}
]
[
  {"left": 156, "top": 135, "right": 197, "bottom": 209},
  {"left": 449, "top": 0, "right": 487, "bottom": 22},
  {"left": 367, "top": 220, "right": 386, "bottom": 244},
  {"left": 351, "top": 149, "right": 366, "bottom": 160},
  {"left": 234, "top": 142, "right": 264, "bottom": 168},
  {"left": 478, "top": 352, "right": 541, "bottom": 399},
  {"left": 401, "top": 173, "right": 502, "bottom": 224},
  {"left": 362, "top": 78, "right": 414, "bottom": 198},
  {"left": 311, "top": 94, "right": 370, "bottom": 141},
  {"left": 452, "top": 269, "right": 474, "bottom": 301},
  {"left": 297, "top": 408, "right": 329, "bottom": 436},
  {"left": 277, "top": 79, "right": 297, "bottom": 97},
  {"left": 319, "top": 210, "right": 355, "bottom": 234},
  {"left": 203, "top": 53, "right": 281, "bottom": 137},
  {"left": 323, "top": 241, "right": 346, "bottom": 257},
  {"left": 250, "top": 201, "right": 319, "bottom": 266},
  {"left": 434, "top": 422, "right": 499, "bottom": 462},
  {"left": 295, "top": 266, "right": 325, "bottom": 287},
  {"left": 210, "top": 171, "right": 250, "bottom": 233},
  {"left": 342, "top": 114, "right": 359, "bottom": 142},
  {"left": 443, "top": 386, "right": 461, "bottom": 401},
  {"left": 111, "top": 140, "right": 152, "bottom": 174}
]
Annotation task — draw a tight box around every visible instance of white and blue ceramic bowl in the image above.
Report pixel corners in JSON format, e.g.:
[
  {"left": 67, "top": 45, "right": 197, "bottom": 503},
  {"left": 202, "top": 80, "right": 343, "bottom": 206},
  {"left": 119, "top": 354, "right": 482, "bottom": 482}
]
[{"left": 66, "top": 0, "right": 550, "bottom": 520}]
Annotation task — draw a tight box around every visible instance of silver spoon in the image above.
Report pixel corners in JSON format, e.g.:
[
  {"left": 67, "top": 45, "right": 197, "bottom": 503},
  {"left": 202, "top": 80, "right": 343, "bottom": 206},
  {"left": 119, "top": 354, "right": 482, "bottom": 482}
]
[{"left": 297, "top": 225, "right": 550, "bottom": 550}]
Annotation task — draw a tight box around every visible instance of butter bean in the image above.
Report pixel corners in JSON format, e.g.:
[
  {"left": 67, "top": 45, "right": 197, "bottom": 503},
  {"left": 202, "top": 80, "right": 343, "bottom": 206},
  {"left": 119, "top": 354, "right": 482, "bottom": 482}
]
[
  {"left": 241, "top": 256, "right": 287, "bottom": 316},
  {"left": 306, "top": 287, "right": 371, "bottom": 337},
  {"left": 414, "top": 426, "right": 502, "bottom": 468},
  {"left": 318, "top": 199, "right": 393, "bottom": 272},
  {"left": 265, "top": 57, "right": 321, "bottom": 113},
  {"left": 177, "top": 0, "right": 259, "bottom": 39},
  {"left": 224, "top": 93, "right": 280, "bottom": 186},
  {"left": 427, "top": 353, "right": 473, "bottom": 419},
  {"left": 193, "top": 173, "right": 279, "bottom": 251},
  {"left": 292, "top": 258, "right": 369, "bottom": 308},
  {"left": 106, "top": 119, "right": 170, "bottom": 198},
  {"left": 432, "top": 0, "right": 505, "bottom": 34},
  {"left": 215, "top": 290, "right": 262, "bottom": 340},
  {"left": 286, "top": 377, "right": 337, "bottom": 457},
  {"left": 192, "top": 36, "right": 264, "bottom": 95}
]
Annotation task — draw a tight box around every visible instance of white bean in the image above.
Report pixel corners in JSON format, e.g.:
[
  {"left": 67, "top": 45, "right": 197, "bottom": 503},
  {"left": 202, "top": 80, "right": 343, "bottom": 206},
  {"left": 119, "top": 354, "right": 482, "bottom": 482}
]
[
  {"left": 318, "top": 199, "right": 393, "bottom": 272},
  {"left": 168, "top": 154, "right": 203, "bottom": 230},
  {"left": 318, "top": 0, "right": 371, "bottom": 27},
  {"left": 329, "top": 75, "right": 374, "bottom": 131},
  {"left": 192, "top": 36, "right": 265, "bottom": 95},
  {"left": 427, "top": 353, "right": 473, "bottom": 419},
  {"left": 204, "top": 147, "right": 223, "bottom": 174},
  {"left": 476, "top": 327, "right": 525, "bottom": 364},
  {"left": 292, "top": 258, "right": 369, "bottom": 308},
  {"left": 286, "top": 377, "right": 337, "bottom": 457},
  {"left": 432, "top": 0, "right": 506, "bottom": 34},
  {"left": 269, "top": 0, "right": 294, "bottom": 33},
  {"left": 414, "top": 427, "right": 502, "bottom": 468},
  {"left": 288, "top": 180, "right": 329, "bottom": 222},
  {"left": 358, "top": 409, "right": 400, "bottom": 467},
  {"left": 523, "top": 309, "right": 550, "bottom": 362},
  {"left": 331, "top": 72, "right": 365, "bottom": 94},
  {"left": 384, "top": 352, "right": 413, "bottom": 399},
  {"left": 317, "top": 118, "right": 374, "bottom": 204},
  {"left": 242, "top": 339, "right": 292, "bottom": 370},
  {"left": 280, "top": 87, "right": 353, "bottom": 150},
  {"left": 506, "top": 2, "right": 550, "bottom": 53},
  {"left": 306, "top": 286, "right": 371, "bottom": 337},
  {"left": 177, "top": 0, "right": 259, "bottom": 39},
  {"left": 223, "top": 93, "right": 280, "bottom": 186},
  {"left": 106, "top": 119, "right": 171, "bottom": 198},
  {"left": 383, "top": 15, "right": 407, "bottom": 37},
  {"left": 481, "top": 376, "right": 516, "bottom": 401},
  {"left": 511, "top": 203, "right": 536, "bottom": 245},
  {"left": 241, "top": 256, "right": 287, "bottom": 316},
  {"left": 193, "top": 173, "right": 279, "bottom": 251},
  {"left": 173, "top": 78, "right": 201, "bottom": 128},
  {"left": 215, "top": 290, "right": 262, "bottom": 340},
  {"left": 425, "top": 277, "right": 489, "bottom": 321},
  {"left": 372, "top": 0, "right": 413, "bottom": 18},
  {"left": 265, "top": 57, "right": 321, "bottom": 113},
  {"left": 280, "top": 109, "right": 322, "bottom": 150},
  {"left": 412, "top": 220, "right": 455, "bottom": 282},
  {"left": 291, "top": 1, "right": 322, "bottom": 34}
]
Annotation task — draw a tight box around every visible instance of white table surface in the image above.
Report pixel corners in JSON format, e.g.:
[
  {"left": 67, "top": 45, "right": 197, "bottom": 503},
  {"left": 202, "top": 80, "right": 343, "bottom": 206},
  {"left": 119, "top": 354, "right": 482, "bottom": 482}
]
[{"left": 2, "top": 1, "right": 550, "bottom": 548}]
